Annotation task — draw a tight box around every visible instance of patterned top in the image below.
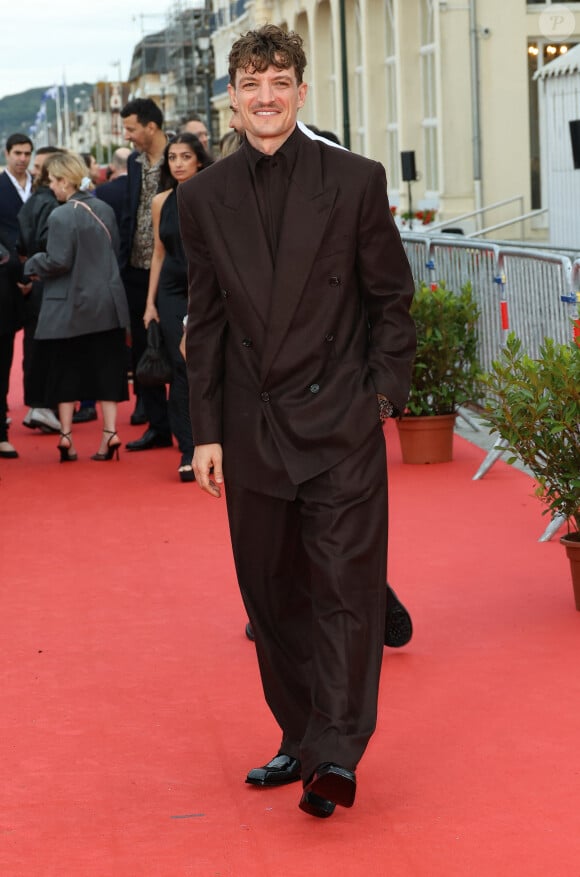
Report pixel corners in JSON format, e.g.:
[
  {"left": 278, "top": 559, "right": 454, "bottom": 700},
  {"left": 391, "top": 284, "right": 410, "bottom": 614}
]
[{"left": 130, "top": 152, "right": 163, "bottom": 269}]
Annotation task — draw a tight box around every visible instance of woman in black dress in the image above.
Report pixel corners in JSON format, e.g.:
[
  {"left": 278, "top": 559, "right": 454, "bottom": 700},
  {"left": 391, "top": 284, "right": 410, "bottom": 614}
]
[
  {"left": 24, "top": 151, "right": 129, "bottom": 462},
  {"left": 143, "top": 133, "right": 213, "bottom": 481}
]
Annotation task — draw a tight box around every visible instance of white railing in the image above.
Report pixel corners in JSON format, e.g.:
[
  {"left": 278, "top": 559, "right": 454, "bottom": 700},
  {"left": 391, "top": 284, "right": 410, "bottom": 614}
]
[
  {"left": 425, "top": 195, "right": 525, "bottom": 234},
  {"left": 466, "top": 208, "right": 548, "bottom": 239}
]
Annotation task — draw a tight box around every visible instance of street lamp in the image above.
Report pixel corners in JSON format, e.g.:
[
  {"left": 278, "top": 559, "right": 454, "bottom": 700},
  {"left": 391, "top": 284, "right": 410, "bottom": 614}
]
[
  {"left": 338, "top": 0, "right": 351, "bottom": 150},
  {"left": 159, "top": 72, "right": 168, "bottom": 116}
]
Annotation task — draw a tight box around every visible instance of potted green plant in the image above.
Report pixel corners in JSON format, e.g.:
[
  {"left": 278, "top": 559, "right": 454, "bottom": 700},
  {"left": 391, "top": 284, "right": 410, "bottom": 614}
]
[
  {"left": 396, "top": 280, "right": 482, "bottom": 463},
  {"left": 481, "top": 333, "right": 580, "bottom": 608}
]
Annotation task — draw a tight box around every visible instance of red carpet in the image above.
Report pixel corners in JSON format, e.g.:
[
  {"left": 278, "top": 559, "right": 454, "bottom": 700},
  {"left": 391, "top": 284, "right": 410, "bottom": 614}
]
[{"left": 1, "top": 344, "right": 579, "bottom": 876}]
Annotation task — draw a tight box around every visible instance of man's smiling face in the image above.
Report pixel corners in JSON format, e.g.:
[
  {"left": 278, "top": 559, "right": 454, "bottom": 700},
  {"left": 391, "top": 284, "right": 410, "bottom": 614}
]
[{"left": 228, "top": 62, "right": 307, "bottom": 155}]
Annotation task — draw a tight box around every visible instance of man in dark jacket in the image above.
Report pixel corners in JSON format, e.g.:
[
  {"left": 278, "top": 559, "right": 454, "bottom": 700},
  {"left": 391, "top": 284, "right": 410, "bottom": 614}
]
[
  {"left": 0, "top": 133, "right": 33, "bottom": 458},
  {"left": 94, "top": 147, "right": 131, "bottom": 229},
  {"left": 119, "top": 99, "right": 172, "bottom": 445},
  {"left": 178, "top": 26, "right": 416, "bottom": 818}
]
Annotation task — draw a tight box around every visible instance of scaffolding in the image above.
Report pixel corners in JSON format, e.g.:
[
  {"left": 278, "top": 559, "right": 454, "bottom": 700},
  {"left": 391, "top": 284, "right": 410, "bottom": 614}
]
[{"left": 128, "top": 1, "right": 215, "bottom": 136}]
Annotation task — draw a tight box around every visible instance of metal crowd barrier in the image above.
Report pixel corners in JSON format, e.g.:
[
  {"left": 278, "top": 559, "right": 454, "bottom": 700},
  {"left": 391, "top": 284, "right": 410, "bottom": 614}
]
[
  {"left": 400, "top": 232, "right": 579, "bottom": 540},
  {"left": 401, "top": 233, "right": 576, "bottom": 371}
]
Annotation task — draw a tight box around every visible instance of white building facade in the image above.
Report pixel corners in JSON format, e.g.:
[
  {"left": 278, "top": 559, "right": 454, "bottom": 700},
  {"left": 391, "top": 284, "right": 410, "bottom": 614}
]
[
  {"left": 535, "top": 43, "right": 580, "bottom": 248},
  {"left": 208, "top": 0, "right": 580, "bottom": 237}
]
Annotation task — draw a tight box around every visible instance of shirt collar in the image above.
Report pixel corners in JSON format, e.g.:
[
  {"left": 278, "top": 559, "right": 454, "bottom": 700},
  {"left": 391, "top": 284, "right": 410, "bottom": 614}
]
[
  {"left": 5, "top": 169, "right": 32, "bottom": 202},
  {"left": 136, "top": 151, "right": 164, "bottom": 172},
  {"left": 243, "top": 125, "right": 302, "bottom": 175}
]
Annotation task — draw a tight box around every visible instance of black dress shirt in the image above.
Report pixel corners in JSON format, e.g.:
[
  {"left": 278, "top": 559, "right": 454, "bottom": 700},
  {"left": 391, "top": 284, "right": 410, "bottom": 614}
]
[{"left": 243, "top": 126, "right": 301, "bottom": 261}]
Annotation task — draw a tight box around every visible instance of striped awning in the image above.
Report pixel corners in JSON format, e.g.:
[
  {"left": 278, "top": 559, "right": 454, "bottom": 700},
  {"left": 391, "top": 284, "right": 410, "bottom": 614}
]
[{"left": 535, "top": 43, "right": 580, "bottom": 80}]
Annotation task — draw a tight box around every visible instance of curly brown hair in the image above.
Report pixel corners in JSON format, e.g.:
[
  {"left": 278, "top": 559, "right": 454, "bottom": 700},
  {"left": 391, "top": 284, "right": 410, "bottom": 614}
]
[{"left": 228, "top": 25, "right": 307, "bottom": 85}]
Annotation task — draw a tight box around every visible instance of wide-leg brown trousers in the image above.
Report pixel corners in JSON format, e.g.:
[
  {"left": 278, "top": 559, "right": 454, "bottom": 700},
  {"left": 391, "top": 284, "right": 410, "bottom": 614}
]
[{"left": 225, "top": 425, "right": 388, "bottom": 782}]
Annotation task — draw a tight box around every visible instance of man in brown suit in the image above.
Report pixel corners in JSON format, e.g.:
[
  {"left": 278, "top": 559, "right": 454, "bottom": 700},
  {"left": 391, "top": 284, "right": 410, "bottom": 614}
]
[{"left": 178, "top": 25, "right": 416, "bottom": 818}]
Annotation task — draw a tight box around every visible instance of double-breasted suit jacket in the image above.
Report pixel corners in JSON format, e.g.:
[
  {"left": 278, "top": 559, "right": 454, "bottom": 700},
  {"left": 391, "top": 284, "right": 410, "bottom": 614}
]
[{"left": 178, "top": 129, "right": 416, "bottom": 498}]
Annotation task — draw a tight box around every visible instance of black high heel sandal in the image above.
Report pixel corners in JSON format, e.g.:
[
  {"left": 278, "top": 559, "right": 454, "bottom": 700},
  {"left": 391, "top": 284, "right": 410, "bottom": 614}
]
[
  {"left": 57, "top": 431, "right": 78, "bottom": 463},
  {"left": 91, "top": 429, "right": 121, "bottom": 461}
]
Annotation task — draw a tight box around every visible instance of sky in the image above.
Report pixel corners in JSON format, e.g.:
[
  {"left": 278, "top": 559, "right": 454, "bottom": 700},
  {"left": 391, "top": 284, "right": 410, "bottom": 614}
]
[{"left": 1, "top": 0, "right": 177, "bottom": 100}]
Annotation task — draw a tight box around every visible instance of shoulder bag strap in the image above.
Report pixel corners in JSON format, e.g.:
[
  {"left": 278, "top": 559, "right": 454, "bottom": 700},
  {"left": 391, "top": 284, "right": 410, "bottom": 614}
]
[{"left": 72, "top": 199, "right": 112, "bottom": 243}]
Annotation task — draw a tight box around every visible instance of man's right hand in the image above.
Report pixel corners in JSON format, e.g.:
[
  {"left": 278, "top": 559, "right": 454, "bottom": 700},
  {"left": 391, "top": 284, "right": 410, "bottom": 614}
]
[{"left": 193, "top": 443, "right": 224, "bottom": 498}]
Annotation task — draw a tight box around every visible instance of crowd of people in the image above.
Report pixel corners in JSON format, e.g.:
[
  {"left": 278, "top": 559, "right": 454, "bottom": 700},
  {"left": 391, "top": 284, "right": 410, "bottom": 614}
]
[
  {"left": 0, "top": 106, "right": 214, "bottom": 480},
  {"left": 0, "top": 100, "right": 346, "bottom": 477}
]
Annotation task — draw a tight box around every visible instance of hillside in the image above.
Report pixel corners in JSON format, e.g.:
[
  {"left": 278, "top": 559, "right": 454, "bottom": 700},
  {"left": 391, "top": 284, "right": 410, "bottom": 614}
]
[{"left": 0, "top": 84, "right": 94, "bottom": 149}]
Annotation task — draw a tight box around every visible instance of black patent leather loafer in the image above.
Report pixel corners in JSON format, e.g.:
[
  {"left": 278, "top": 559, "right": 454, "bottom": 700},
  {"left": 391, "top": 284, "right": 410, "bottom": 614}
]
[
  {"left": 125, "top": 428, "right": 173, "bottom": 451},
  {"left": 245, "top": 754, "right": 301, "bottom": 787}
]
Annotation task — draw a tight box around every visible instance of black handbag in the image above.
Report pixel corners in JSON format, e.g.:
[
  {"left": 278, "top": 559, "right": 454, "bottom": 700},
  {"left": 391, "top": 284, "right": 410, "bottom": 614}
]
[{"left": 136, "top": 320, "right": 173, "bottom": 387}]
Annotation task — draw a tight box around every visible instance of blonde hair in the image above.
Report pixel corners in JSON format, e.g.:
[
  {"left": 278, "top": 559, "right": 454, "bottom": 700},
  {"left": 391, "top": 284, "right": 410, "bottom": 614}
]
[{"left": 44, "top": 151, "right": 88, "bottom": 190}]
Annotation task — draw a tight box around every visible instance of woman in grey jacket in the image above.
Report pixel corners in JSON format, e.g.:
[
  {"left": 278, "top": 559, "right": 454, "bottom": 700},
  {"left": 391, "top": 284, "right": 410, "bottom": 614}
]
[{"left": 24, "top": 152, "right": 130, "bottom": 462}]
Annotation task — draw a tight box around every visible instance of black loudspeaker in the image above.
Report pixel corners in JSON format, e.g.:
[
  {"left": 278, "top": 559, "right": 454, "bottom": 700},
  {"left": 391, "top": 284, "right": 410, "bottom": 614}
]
[
  {"left": 401, "top": 150, "right": 417, "bottom": 182},
  {"left": 570, "top": 120, "right": 580, "bottom": 169}
]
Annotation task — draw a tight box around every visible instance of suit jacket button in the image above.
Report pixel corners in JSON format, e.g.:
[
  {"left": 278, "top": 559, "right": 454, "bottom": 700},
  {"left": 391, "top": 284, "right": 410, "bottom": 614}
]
[
  {"left": 242, "top": 338, "right": 253, "bottom": 348},
  {"left": 324, "top": 333, "right": 335, "bottom": 342},
  {"left": 221, "top": 289, "right": 229, "bottom": 298},
  {"left": 260, "top": 392, "right": 270, "bottom": 402},
  {"left": 329, "top": 276, "right": 341, "bottom": 286},
  {"left": 309, "top": 383, "right": 320, "bottom": 394}
]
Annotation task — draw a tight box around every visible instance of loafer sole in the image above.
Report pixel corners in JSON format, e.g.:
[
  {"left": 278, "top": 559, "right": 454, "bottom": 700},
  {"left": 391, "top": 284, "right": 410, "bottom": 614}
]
[
  {"left": 303, "top": 765, "right": 356, "bottom": 808},
  {"left": 126, "top": 440, "right": 172, "bottom": 451},
  {"left": 29, "top": 420, "right": 60, "bottom": 434},
  {"left": 245, "top": 770, "right": 301, "bottom": 787},
  {"left": 299, "top": 791, "right": 336, "bottom": 818}
]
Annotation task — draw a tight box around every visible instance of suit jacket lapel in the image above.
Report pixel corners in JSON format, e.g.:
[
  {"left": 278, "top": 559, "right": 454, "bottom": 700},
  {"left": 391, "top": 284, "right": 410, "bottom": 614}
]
[
  {"left": 206, "top": 138, "right": 338, "bottom": 379},
  {"left": 260, "top": 137, "right": 338, "bottom": 382},
  {"left": 209, "top": 150, "right": 273, "bottom": 327}
]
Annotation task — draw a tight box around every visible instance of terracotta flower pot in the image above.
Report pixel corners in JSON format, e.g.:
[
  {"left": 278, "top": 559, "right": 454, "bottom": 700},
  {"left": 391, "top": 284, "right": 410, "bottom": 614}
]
[
  {"left": 396, "top": 413, "right": 457, "bottom": 464},
  {"left": 560, "top": 532, "right": 580, "bottom": 611}
]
